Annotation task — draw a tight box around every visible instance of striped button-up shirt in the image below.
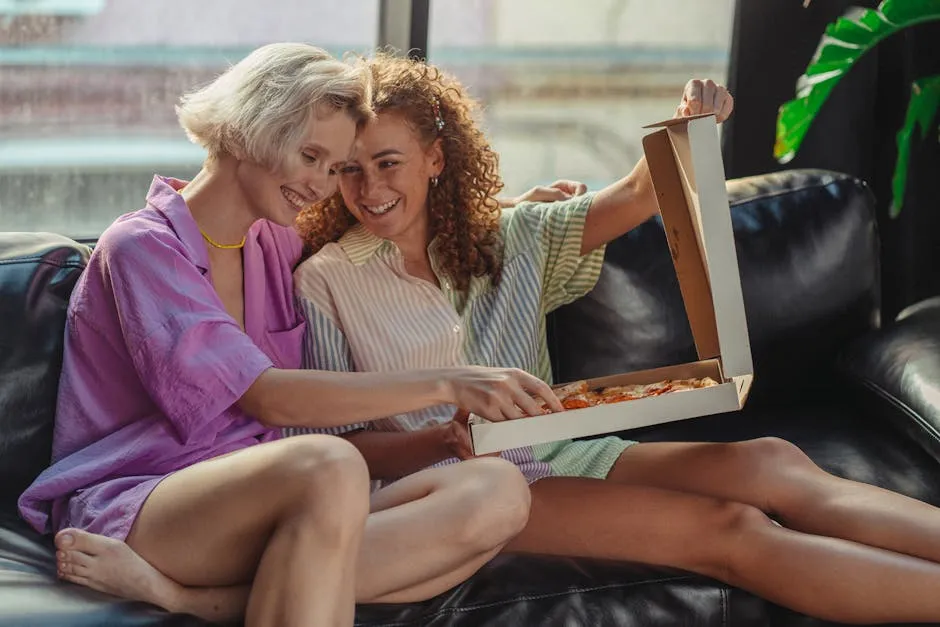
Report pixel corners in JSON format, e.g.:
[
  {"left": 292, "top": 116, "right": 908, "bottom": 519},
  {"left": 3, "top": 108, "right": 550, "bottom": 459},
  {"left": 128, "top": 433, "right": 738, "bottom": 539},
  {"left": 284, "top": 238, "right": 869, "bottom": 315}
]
[{"left": 289, "top": 193, "right": 606, "bottom": 484}]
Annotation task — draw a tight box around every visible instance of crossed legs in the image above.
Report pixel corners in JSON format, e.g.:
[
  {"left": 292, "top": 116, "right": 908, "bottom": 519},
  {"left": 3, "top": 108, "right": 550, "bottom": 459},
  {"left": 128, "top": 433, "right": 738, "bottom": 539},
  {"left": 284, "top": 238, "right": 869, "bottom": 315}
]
[
  {"left": 60, "top": 435, "right": 940, "bottom": 623},
  {"left": 56, "top": 447, "right": 529, "bottom": 622}
]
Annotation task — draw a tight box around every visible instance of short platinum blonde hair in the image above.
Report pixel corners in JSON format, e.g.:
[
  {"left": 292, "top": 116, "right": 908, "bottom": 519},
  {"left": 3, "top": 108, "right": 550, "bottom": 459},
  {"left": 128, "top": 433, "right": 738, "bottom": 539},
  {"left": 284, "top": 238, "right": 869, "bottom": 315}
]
[{"left": 177, "top": 43, "right": 372, "bottom": 170}]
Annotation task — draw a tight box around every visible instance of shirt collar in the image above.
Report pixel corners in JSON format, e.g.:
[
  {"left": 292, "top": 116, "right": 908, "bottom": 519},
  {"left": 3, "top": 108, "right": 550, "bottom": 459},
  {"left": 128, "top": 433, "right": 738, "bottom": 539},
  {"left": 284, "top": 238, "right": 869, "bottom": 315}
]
[
  {"left": 338, "top": 224, "right": 445, "bottom": 268},
  {"left": 338, "top": 224, "right": 391, "bottom": 266},
  {"left": 146, "top": 175, "right": 210, "bottom": 272}
]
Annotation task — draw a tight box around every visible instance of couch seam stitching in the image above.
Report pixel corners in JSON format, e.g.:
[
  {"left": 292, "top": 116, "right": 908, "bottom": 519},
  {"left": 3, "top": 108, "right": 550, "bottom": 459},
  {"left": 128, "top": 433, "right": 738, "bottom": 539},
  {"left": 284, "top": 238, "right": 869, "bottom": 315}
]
[
  {"left": 728, "top": 177, "right": 854, "bottom": 207},
  {"left": 0, "top": 257, "right": 86, "bottom": 269},
  {"left": 853, "top": 377, "right": 940, "bottom": 445},
  {"left": 356, "top": 575, "right": 707, "bottom": 627}
]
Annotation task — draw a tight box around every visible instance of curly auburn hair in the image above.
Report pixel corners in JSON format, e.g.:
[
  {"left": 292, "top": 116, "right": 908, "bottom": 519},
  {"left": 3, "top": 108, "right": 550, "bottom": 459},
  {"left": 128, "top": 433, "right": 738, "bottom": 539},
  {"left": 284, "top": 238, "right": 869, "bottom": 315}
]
[{"left": 294, "top": 53, "right": 504, "bottom": 291}]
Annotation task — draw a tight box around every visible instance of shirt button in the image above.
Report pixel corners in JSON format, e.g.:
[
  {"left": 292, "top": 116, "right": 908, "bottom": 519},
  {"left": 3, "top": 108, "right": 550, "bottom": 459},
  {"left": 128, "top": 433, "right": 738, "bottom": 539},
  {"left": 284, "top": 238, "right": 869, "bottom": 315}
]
[{"left": 452, "top": 324, "right": 460, "bottom": 333}]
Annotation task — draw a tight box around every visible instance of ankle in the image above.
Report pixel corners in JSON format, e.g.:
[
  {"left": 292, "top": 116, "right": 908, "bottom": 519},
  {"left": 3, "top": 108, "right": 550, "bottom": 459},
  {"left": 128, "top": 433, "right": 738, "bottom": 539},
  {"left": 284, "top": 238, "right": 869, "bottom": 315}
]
[{"left": 152, "top": 577, "right": 190, "bottom": 614}]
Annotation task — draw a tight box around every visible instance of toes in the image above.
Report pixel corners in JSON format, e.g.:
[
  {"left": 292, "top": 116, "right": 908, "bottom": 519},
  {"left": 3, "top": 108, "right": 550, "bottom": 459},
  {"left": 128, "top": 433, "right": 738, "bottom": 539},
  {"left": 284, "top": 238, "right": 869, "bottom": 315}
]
[
  {"left": 56, "top": 528, "right": 105, "bottom": 554},
  {"left": 54, "top": 529, "right": 78, "bottom": 550},
  {"left": 56, "top": 528, "right": 94, "bottom": 553},
  {"left": 58, "top": 548, "right": 94, "bottom": 569},
  {"left": 57, "top": 558, "right": 90, "bottom": 578}
]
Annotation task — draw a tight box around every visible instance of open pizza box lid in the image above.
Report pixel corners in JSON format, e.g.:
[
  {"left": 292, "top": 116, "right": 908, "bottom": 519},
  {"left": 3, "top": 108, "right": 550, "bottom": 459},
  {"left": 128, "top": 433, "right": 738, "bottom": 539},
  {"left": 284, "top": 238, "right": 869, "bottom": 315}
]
[{"left": 469, "top": 113, "right": 754, "bottom": 455}]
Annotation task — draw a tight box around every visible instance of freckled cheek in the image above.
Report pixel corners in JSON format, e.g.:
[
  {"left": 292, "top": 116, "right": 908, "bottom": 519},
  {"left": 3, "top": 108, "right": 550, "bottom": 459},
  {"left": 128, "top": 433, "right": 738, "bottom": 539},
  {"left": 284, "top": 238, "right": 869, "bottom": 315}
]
[{"left": 339, "top": 180, "right": 357, "bottom": 211}]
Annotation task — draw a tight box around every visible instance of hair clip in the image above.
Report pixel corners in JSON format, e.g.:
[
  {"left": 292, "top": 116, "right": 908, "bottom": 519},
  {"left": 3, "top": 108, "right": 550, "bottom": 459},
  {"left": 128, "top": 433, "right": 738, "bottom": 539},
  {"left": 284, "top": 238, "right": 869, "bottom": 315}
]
[{"left": 432, "top": 98, "right": 445, "bottom": 132}]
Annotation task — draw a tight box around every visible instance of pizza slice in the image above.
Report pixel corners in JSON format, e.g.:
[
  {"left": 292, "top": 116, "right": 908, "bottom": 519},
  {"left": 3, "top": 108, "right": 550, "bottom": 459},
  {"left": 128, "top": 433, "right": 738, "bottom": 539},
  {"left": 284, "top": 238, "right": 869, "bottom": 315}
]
[{"left": 537, "top": 376, "right": 719, "bottom": 412}]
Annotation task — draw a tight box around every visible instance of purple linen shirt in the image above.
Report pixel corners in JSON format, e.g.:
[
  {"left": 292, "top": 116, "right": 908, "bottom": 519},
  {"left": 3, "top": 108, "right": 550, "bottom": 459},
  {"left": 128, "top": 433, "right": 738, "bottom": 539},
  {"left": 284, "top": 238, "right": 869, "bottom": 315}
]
[{"left": 18, "top": 176, "right": 305, "bottom": 540}]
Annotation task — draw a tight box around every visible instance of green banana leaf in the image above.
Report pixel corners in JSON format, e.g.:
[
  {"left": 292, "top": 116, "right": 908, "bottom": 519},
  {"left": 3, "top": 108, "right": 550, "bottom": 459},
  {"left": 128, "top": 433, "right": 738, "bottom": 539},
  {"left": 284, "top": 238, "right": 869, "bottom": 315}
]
[
  {"left": 891, "top": 74, "right": 940, "bottom": 217},
  {"left": 775, "top": 0, "right": 940, "bottom": 163}
]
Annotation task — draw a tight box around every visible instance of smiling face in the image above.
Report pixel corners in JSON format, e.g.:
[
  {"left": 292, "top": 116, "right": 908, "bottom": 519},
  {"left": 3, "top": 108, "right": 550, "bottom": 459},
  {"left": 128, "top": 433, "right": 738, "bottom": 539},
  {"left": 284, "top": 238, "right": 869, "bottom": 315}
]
[
  {"left": 236, "top": 108, "right": 359, "bottom": 228},
  {"left": 338, "top": 111, "right": 443, "bottom": 248}
]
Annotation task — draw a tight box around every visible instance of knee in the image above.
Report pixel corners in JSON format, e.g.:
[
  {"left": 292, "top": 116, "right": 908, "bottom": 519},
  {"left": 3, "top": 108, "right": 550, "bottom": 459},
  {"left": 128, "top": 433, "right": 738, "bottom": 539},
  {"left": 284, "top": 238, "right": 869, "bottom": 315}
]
[
  {"left": 737, "top": 437, "right": 814, "bottom": 472},
  {"left": 695, "top": 500, "right": 775, "bottom": 582},
  {"left": 451, "top": 458, "right": 531, "bottom": 550},
  {"left": 270, "top": 435, "right": 370, "bottom": 520}
]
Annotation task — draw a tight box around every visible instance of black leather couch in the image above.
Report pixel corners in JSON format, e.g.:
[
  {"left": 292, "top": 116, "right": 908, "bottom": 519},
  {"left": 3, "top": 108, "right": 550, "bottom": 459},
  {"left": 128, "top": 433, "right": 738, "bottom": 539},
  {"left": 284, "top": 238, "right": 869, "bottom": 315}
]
[{"left": 2, "top": 169, "right": 939, "bottom": 626}]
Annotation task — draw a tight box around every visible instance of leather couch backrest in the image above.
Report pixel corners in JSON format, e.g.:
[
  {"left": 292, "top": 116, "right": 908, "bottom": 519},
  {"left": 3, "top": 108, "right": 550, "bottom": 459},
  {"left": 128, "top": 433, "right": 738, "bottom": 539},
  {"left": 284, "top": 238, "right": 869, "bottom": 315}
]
[
  {"left": 0, "top": 169, "right": 879, "bottom": 512},
  {"left": 548, "top": 169, "right": 880, "bottom": 407},
  {"left": 0, "top": 233, "right": 89, "bottom": 510}
]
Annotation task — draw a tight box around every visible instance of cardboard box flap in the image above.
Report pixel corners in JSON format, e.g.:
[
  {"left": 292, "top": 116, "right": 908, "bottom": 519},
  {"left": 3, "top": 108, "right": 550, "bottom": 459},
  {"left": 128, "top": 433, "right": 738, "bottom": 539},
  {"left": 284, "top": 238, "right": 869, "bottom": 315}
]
[
  {"left": 642, "top": 112, "right": 715, "bottom": 129},
  {"left": 642, "top": 126, "right": 720, "bottom": 361},
  {"left": 641, "top": 115, "right": 753, "bottom": 380}
]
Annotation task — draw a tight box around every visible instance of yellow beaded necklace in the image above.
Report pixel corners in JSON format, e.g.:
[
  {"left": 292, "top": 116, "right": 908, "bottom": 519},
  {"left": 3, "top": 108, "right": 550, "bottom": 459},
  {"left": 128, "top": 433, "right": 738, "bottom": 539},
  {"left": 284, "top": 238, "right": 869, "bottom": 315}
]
[
  {"left": 198, "top": 228, "right": 247, "bottom": 250},
  {"left": 176, "top": 186, "right": 246, "bottom": 250}
]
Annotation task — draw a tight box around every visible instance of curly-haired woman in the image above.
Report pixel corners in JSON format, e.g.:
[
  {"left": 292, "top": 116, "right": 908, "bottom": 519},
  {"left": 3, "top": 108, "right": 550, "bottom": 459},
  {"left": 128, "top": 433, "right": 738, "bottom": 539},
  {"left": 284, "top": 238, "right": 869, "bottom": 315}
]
[{"left": 288, "top": 54, "right": 940, "bottom": 623}]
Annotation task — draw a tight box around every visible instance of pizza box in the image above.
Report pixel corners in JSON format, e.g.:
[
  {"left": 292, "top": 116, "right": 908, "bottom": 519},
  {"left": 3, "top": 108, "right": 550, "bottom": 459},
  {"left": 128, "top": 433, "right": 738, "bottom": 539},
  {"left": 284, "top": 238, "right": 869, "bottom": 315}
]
[{"left": 469, "top": 113, "right": 753, "bottom": 455}]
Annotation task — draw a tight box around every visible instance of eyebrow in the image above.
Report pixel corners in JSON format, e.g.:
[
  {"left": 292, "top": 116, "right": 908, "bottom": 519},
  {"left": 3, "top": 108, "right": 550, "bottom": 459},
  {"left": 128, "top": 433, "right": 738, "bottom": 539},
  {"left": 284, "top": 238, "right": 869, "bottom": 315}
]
[
  {"left": 302, "top": 143, "right": 328, "bottom": 155},
  {"left": 303, "top": 142, "right": 350, "bottom": 167},
  {"left": 371, "top": 149, "right": 404, "bottom": 160}
]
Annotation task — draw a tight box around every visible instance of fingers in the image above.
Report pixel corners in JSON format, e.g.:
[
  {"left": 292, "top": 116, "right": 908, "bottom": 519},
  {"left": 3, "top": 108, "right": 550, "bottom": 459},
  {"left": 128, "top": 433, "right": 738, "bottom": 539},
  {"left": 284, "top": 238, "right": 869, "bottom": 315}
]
[
  {"left": 453, "top": 420, "right": 476, "bottom": 460},
  {"left": 681, "top": 79, "right": 731, "bottom": 121},
  {"left": 684, "top": 79, "right": 703, "bottom": 115},
  {"left": 452, "top": 408, "right": 470, "bottom": 426},
  {"left": 539, "top": 187, "right": 571, "bottom": 201},
  {"left": 550, "top": 180, "right": 588, "bottom": 197},
  {"left": 511, "top": 387, "right": 545, "bottom": 418},
  {"left": 514, "top": 370, "right": 563, "bottom": 414},
  {"left": 717, "top": 89, "right": 734, "bottom": 123},
  {"left": 701, "top": 80, "right": 717, "bottom": 114}
]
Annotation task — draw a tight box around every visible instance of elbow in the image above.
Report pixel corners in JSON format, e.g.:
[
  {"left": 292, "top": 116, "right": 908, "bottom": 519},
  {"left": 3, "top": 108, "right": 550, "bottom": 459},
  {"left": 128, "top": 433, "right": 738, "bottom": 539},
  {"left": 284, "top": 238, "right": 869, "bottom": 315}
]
[{"left": 239, "top": 368, "right": 290, "bottom": 427}]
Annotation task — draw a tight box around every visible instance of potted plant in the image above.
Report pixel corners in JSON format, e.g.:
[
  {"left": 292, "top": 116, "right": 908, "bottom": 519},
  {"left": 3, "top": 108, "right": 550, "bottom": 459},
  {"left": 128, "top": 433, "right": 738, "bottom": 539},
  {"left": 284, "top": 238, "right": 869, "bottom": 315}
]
[{"left": 775, "top": 0, "right": 940, "bottom": 216}]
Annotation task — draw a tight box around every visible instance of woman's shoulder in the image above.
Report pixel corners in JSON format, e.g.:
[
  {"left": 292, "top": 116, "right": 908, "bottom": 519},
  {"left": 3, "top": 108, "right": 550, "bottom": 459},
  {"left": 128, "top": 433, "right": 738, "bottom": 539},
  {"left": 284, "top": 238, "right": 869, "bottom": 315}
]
[
  {"left": 93, "top": 206, "right": 187, "bottom": 269},
  {"left": 293, "top": 241, "right": 350, "bottom": 298},
  {"left": 295, "top": 240, "right": 348, "bottom": 274},
  {"left": 500, "top": 192, "right": 597, "bottom": 249}
]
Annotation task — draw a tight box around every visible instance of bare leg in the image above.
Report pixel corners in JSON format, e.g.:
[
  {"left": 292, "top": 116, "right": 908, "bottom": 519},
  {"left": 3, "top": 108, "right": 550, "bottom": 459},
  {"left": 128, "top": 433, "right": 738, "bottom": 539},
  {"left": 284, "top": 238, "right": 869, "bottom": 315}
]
[
  {"left": 97, "top": 435, "right": 367, "bottom": 627},
  {"left": 507, "top": 477, "right": 940, "bottom": 624},
  {"left": 357, "top": 457, "right": 530, "bottom": 603},
  {"left": 57, "top": 457, "right": 529, "bottom": 617},
  {"left": 608, "top": 438, "right": 940, "bottom": 562}
]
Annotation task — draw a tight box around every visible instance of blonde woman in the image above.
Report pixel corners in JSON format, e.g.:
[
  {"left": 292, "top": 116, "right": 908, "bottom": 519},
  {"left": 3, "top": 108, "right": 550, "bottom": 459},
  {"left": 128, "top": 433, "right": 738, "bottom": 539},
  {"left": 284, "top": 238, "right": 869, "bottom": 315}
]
[{"left": 18, "top": 44, "right": 556, "bottom": 627}]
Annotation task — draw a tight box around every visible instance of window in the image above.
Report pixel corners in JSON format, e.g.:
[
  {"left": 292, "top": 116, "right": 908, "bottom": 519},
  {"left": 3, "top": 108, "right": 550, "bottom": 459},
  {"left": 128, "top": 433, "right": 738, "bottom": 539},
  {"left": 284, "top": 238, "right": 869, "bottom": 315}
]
[
  {"left": 0, "top": 0, "right": 105, "bottom": 16},
  {"left": 427, "top": 0, "right": 735, "bottom": 194},
  {"left": 2, "top": 1, "right": 735, "bottom": 237},
  {"left": 1, "top": 1, "right": 379, "bottom": 237}
]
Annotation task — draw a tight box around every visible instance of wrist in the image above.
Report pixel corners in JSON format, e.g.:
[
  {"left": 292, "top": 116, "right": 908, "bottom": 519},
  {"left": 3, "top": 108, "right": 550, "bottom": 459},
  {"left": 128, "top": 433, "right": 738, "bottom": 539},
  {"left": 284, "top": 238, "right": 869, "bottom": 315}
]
[
  {"left": 431, "top": 369, "right": 457, "bottom": 405},
  {"left": 426, "top": 422, "right": 454, "bottom": 460}
]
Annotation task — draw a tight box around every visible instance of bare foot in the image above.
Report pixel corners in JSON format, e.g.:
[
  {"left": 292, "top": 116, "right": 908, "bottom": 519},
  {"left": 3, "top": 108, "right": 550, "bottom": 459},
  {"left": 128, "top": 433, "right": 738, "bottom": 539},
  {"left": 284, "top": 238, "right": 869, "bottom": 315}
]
[{"left": 55, "top": 528, "right": 181, "bottom": 612}]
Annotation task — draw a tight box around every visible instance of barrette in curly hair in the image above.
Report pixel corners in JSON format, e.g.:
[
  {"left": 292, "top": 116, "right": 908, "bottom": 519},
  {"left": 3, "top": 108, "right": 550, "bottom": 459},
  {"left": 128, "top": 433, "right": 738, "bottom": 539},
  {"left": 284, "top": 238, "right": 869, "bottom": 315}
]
[{"left": 432, "top": 98, "right": 445, "bottom": 132}]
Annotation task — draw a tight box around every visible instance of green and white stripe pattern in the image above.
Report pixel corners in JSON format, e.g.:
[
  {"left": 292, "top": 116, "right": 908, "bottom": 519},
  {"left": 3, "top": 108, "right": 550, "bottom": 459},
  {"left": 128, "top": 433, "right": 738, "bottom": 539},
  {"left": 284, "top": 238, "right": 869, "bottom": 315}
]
[{"left": 288, "top": 192, "right": 633, "bottom": 486}]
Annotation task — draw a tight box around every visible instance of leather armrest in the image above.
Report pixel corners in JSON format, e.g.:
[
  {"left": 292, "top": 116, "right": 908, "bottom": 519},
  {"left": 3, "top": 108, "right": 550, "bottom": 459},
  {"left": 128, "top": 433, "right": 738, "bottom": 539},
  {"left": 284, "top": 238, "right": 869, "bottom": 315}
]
[{"left": 839, "top": 297, "right": 940, "bottom": 461}]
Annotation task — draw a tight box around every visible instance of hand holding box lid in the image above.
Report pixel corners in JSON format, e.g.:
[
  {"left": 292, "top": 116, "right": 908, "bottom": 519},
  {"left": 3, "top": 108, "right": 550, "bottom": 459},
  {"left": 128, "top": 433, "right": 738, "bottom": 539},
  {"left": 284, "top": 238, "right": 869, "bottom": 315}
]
[{"left": 470, "top": 113, "right": 753, "bottom": 455}]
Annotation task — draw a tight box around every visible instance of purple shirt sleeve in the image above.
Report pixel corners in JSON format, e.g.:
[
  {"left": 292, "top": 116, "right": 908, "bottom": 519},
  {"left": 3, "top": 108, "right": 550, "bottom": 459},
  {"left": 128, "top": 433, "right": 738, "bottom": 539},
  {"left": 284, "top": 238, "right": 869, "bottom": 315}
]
[{"left": 86, "top": 226, "right": 274, "bottom": 444}]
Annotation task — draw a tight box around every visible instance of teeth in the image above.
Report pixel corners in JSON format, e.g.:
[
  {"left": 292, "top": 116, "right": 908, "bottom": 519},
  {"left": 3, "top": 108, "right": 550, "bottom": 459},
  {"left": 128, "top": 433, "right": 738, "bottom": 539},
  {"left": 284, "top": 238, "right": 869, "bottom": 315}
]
[
  {"left": 282, "top": 187, "right": 309, "bottom": 210},
  {"left": 363, "top": 198, "right": 399, "bottom": 215}
]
